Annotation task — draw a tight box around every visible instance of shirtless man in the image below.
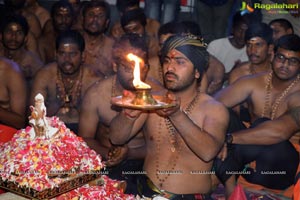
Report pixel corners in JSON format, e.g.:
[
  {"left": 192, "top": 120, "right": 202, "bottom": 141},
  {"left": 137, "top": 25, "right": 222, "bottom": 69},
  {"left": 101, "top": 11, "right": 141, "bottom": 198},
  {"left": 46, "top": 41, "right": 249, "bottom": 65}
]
[
  {"left": 0, "top": 14, "right": 43, "bottom": 90},
  {"left": 110, "top": 0, "right": 160, "bottom": 41},
  {"left": 3, "top": 0, "right": 42, "bottom": 39},
  {"left": 121, "top": 8, "right": 160, "bottom": 58},
  {"left": 109, "top": 35, "right": 229, "bottom": 198},
  {"left": 227, "top": 22, "right": 274, "bottom": 121},
  {"left": 81, "top": 1, "right": 115, "bottom": 77},
  {"left": 228, "top": 90, "right": 300, "bottom": 144},
  {"left": 0, "top": 57, "right": 26, "bottom": 129},
  {"left": 229, "top": 22, "right": 274, "bottom": 84},
  {"left": 214, "top": 34, "right": 300, "bottom": 193},
  {"left": 38, "top": 0, "right": 74, "bottom": 63},
  {"left": 30, "top": 30, "right": 103, "bottom": 134},
  {"left": 269, "top": 18, "right": 294, "bottom": 43},
  {"left": 78, "top": 33, "right": 163, "bottom": 194}
]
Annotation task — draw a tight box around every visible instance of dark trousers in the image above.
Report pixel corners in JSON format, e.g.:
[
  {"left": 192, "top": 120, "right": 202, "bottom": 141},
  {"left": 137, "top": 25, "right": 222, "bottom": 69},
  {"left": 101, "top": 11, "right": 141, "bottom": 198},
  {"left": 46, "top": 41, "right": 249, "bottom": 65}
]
[
  {"left": 137, "top": 175, "right": 212, "bottom": 200},
  {"left": 215, "top": 109, "right": 299, "bottom": 190}
]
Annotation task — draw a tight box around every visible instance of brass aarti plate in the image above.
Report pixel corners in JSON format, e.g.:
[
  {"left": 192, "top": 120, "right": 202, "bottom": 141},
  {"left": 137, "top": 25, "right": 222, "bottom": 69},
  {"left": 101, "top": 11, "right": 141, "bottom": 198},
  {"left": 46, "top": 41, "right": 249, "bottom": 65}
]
[{"left": 111, "top": 96, "right": 176, "bottom": 110}]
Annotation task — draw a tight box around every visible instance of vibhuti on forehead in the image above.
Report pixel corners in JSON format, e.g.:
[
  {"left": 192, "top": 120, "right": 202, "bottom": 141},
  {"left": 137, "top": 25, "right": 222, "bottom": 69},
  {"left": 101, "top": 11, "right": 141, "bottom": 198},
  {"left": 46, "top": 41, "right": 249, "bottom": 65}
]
[
  {"left": 57, "top": 7, "right": 70, "bottom": 15},
  {"left": 8, "top": 23, "right": 20, "bottom": 31}
]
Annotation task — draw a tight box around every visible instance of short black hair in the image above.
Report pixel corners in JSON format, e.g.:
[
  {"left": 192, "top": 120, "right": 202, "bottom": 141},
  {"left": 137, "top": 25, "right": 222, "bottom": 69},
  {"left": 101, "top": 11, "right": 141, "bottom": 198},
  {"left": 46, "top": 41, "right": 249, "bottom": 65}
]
[
  {"left": 269, "top": 18, "right": 294, "bottom": 33},
  {"left": 245, "top": 22, "right": 273, "bottom": 44},
  {"left": 0, "top": 14, "right": 29, "bottom": 36},
  {"left": 158, "top": 21, "right": 186, "bottom": 38},
  {"left": 116, "top": 0, "right": 139, "bottom": 13},
  {"left": 82, "top": 1, "right": 111, "bottom": 20},
  {"left": 51, "top": 0, "right": 74, "bottom": 18},
  {"left": 232, "top": 11, "right": 252, "bottom": 29},
  {"left": 113, "top": 33, "right": 148, "bottom": 64},
  {"left": 274, "top": 34, "right": 300, "bottom": 53},
  {"left": 120, "top": 8, "right": 147, "bottom": 29},
  {"left": 56, "top": 30, "right": 85, "bottom": 52},
  {"left": 180, "top": 20, "right": 202, "bottom": 37}
]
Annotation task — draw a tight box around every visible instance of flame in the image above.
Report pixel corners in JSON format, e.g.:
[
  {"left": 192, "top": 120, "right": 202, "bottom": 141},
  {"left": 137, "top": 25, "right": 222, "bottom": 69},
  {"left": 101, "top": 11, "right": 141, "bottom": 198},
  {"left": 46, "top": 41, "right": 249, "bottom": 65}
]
[{"left": 127, "top": 53, "right": 151, "bottom": 89}]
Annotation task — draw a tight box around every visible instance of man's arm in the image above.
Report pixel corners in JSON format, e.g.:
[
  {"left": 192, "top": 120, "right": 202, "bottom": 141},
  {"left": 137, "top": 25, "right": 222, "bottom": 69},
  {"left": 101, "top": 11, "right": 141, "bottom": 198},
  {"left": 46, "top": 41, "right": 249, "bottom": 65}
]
[
  {"left": 206, "top": 55, "right": 225, "bottom": 95},
  {"left": 78, "top": 85, "right": 107, "bottom": 155},
  {"left": 109, "top": 108, "right": 147, "bottom": 146},
  {"left": 165, "top": 99, "right": 229, "bottom": 162},
  {"left": 232, "top": 108, "right": 300, "bottom": 145},
  {"left": 214, "top": 75, "right": 253, "bottom": 108},
  {"left": 0, "top": 61, "right": 27, "bottom": 129}
]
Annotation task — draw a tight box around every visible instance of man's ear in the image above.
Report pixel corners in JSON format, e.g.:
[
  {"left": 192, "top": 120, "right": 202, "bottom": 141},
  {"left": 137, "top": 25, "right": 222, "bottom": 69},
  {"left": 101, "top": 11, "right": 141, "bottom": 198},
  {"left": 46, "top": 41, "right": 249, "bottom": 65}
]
[
  {"left": 287, "top": 28, "right": 293, "bottom": 34},
  {"left": 81, "top": 51, "right": 86, "bottom": 63},
  {"left": 24, "top": 35, "right": 28, "bottom": 44},
  {"left": 195, "top": 69, "right": 200, "bottom": 79},
  {"left": 113, "top": 62, "right": 118, "bottom": 72}
]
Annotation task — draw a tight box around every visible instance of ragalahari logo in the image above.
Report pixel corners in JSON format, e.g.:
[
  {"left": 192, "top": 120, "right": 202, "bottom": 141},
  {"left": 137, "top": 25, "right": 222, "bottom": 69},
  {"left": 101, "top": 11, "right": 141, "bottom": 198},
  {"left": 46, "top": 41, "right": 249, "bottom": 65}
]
[{"left": 240, "top": 1, "right": 254, "bottom": 15}]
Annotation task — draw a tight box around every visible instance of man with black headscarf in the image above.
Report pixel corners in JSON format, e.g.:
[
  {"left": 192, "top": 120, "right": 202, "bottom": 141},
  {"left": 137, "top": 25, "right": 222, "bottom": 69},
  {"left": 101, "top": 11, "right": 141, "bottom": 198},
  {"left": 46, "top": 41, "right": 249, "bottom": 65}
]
[{"left": 109, "top": 34, "right": 229, "bottom": 199}]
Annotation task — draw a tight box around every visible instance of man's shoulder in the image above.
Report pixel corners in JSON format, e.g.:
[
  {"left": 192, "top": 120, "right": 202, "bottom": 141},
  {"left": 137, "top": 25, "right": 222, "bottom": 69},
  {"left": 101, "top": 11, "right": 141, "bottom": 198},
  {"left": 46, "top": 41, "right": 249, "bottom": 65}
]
[
  {"left": 0, "top": 57, "right": 21, "bottom": 73},
  {"left": 146, "top": 18, "right": 160, "bottom": 26},
  {"left": 229, "top": 62, "right": 250, "bottom": 79},
  {"left": 83, "top": 66, "right": 104, "bottom": 80},
  {"left": 146, "top": 18, "right": 160, "bottom": 34},
  {"left": 22, "top": 50, "right": 43, "bottom": 64},
  {"left": 103, "top": 35, "right": 115, "bottom": 46},
  {"left": 85, "top": 76, "right": 112, "bottom": 95},
  {"left": 35, "top": 62, "right": 55, "bottom": 77},
  {"left": 198, "top": 93, "right": 229, "bottom": 117},
  {"left": 201, "top": 93, "right": 225, "bottom": 107}
]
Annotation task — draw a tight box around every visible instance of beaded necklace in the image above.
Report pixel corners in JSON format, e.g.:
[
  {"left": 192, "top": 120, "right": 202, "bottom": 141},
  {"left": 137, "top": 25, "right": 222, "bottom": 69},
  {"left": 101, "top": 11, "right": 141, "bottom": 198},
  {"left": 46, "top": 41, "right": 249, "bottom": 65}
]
[
  {"left": 56, "top": 67, "right": 83, "bottom": 114},
  {"left": 155, "top": 90, "right": 201, "bottom": 188},
  {"left": 261, "top": 71, "right": 300, "bottom": 119}
]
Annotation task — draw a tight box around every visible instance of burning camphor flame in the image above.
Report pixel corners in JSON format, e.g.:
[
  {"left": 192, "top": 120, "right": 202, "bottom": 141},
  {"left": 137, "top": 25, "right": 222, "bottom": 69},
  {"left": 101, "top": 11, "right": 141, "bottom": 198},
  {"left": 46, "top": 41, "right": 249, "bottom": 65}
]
[{"left": 127, "top": 53, "right": 151, "bottom": 89}]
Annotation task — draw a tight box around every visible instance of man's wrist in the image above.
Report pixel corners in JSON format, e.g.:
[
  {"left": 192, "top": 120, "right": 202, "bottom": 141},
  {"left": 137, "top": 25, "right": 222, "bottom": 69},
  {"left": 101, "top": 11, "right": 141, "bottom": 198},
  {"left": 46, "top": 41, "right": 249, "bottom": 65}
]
[{"left": 122, "top": 110, "right": 138, "bottom": 120}]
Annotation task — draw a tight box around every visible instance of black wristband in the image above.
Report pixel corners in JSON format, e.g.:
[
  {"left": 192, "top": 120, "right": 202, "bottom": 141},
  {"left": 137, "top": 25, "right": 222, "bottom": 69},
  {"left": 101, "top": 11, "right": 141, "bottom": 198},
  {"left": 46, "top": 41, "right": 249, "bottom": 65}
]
[{"left": 226, "top": 133, "right": 233, "bottom": 144}]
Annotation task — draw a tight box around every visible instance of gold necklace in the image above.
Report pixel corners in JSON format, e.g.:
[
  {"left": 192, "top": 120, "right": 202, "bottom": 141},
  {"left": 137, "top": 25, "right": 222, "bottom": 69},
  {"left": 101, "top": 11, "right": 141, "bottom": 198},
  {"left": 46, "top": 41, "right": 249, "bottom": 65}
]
[
  {"left": 56, "top": 67, "right": 83, "bottom": 114},
  {"left": 155, "top": 90, "right": 200, "bottom": 188},
  {"left": 262, "top": 71, "right": 300, "bottom": 119}
]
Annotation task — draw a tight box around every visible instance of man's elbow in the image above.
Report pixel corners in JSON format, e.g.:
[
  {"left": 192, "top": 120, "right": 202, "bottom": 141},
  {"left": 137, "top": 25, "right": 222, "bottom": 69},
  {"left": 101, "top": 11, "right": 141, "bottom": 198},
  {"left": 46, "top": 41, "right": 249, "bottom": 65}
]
[{"left": 201, "top": 148, "right": 221, "bottom": 162}]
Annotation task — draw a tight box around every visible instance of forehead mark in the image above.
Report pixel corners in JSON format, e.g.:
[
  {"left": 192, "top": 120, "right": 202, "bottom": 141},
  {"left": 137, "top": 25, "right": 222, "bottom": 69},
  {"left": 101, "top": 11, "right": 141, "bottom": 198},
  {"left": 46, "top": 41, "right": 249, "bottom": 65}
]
[
  {"left": 57, "top": 7, "right": 70, "bottom": 14},
  {"left": 10, "top": 23, "right": 19, "bottom": 31},
  {"left": 125, "top": 22, "right": 139, "bottom": 29},
  {"left": 63, "top": 43, "right": 71, "bottom": 47}
]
